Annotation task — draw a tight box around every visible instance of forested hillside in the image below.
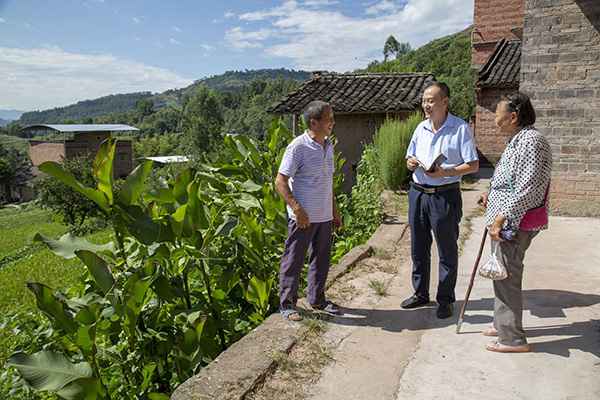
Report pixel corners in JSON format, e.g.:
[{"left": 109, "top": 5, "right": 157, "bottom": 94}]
[
  {"left": 17, "top": 69, "right": 311, "bottom": 125},
  {"left": 363, "top": 27, "right": 474, "bottom": 120},
  {"left": 19, "top": 92, "right": 154, "bottom": 125}
]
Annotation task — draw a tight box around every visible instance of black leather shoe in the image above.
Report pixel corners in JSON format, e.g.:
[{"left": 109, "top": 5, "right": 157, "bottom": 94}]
[
  {"left": 401, "top": 295, "right": 430, "bottom": 309},
  {"left": 436, "top": 303, "right": 453, "bottom": 319}
]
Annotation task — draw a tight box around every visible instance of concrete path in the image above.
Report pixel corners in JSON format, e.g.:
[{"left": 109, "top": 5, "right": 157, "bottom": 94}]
[{"left": 306, "top": 183, "right": 600, "bottom": 400}]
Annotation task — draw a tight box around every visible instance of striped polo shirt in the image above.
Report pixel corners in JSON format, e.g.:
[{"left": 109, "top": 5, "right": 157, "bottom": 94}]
[{"left": 278, "top": 131, "right": 334, "bottom": 223}]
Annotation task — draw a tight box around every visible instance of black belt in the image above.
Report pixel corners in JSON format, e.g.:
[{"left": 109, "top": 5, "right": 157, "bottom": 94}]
[{"left": 410, "top": 182, "right": 460, "bottom": 194}]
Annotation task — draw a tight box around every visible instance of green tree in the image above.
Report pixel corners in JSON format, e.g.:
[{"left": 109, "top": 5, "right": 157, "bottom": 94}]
[
  {"left": 181, "top": 86, "right": 224, "bottom": 153},
  {"left": 136, "top": 98, "right": 154, "bottom": 118},
  {"left": 0, "top": 143, "right": 32, "bottom": 204},
  {"left": 383, "top": 35, "right": 400, "bottom": 61},
  {"left": 397, "top": 41, "right": 412, "bottom": 58},
  {"left": 35, "top": 156, "right": 104, "bottom": 232}
]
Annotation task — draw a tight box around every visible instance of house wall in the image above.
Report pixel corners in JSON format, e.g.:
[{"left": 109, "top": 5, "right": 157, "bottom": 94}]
[
  {"left": 333, "top": 112, "right": 411, "bottom": 191},
  {"left": 64, "top": 132, "right": 133, "bottom": 178},
  {"left": 520, "top": 0, "right": 600, "bottom": 216},
  {"left": 472, "top": 0, "right": 525, "bottom": 67},
  {"left": 28, "top": 141, "right": 65, "bottom": 167},
  {"left": 475, "top": 88, "right": 518, "bottom": 164}
]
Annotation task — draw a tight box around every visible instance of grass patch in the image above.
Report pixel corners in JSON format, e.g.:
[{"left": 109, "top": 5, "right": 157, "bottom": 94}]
[
  {"left": 0, "top": 206, "right": 112, "bottom": 365},
  {"left": 0, "top": 207, "right": 67, "bottom": 259},
  {"left": 368, "top": 279, "right": 388, "bottom": 297}
]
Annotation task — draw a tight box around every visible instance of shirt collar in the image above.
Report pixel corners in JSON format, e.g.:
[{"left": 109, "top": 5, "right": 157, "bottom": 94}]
[
  {"left": 424, "top": 113, "right": 456, "bottom": 133},
  {"left": 303, "top": 130, "right": 330, "bottom": 147}
]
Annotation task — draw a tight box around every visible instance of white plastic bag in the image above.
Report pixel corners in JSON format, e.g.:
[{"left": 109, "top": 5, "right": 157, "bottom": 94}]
[{"left": 479, "top": 240, "right": 508, "bottom": 280}]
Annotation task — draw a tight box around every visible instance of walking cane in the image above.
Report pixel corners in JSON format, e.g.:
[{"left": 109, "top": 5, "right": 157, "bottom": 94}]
[{"left": 456, "top": 227, "right": 488, "bottom": 334}]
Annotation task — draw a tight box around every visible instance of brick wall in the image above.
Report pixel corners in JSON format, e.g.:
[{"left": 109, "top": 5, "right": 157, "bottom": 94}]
[
  {"left": 475, "top": 88, "right": 517, "bottom": 164},
  {"left": 521, "top": 0, "right": 600, "bottom": 216},
  {"left": 472, "top": 0, "right": 525, "bottom": 67}
]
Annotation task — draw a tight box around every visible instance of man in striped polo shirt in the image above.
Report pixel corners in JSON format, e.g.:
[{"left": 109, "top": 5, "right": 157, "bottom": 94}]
[{"left": 275, "top": 100, "right": 342, "bottom": 321}]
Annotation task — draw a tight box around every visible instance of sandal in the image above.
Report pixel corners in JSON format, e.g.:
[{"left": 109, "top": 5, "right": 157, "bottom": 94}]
[
  {"left": 281, "top": 309, "right": 303, "bottom": 321},
  {"left": 485, "top": 340, "right": 530, "bottom": 353},
  {"left": 482, "top": 327, "right": 498, "bottom": 337},
  {"left": 310, "top": 300, "right": 342, "bottom": 315}
]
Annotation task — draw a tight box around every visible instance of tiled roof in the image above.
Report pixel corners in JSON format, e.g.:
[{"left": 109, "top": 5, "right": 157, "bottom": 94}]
[
  {"left": 268, "top": 72, "right": 435, "bottom": 114},
  {"left": 477, "top": 39, "right": 521, "bottom": 89}
]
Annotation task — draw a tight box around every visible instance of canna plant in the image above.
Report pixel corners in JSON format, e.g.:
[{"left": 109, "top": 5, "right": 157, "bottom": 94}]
[{"left": 7, "top": 119, "right": 293, "bottom": 399}]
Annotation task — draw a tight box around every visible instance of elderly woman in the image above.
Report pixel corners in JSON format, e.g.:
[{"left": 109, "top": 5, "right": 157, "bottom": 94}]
[{"left": 480, "top": 92, "right": 552, "bottom": 353}]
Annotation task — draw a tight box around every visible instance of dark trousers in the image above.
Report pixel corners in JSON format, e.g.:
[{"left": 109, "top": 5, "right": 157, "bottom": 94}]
[
  {"left": 408, "top": 186, "right": 462, "bottom": 304},
  {"left": 279, "top": 219, "right": 333, "bottom": 310}
]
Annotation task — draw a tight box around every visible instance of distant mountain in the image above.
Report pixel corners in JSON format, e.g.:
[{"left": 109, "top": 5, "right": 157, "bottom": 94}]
[
  {"left": 0, "top": 118, "right": 11, "bottom": 127},
  {"left": 17, "top": 68, "right": 312, "bottom": 125},
  {"left": 19, "top": 92, "right": 154, "bottom": 125},
  {"left": 0, "top": 109, "right": 24, "bottom": 121}
]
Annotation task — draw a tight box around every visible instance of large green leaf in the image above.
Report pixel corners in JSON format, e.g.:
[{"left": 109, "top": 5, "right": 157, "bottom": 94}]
[
  {"left": 38, "top": 162, "right": 110, "bottom": 212},
  {"left": 7, "top": 351, "right": 93, "bottom": 393},
  {"left": 27, "top": 283, "right": 78, "bottom": 334},
  {"left": 120, "top": 205, "right": 163, "bottom": 245},
  {"left": 234, "top": 193, "right": 261, "bottom": 211},
  {"left": 173, "top": 168, "right": 193, "bottom": 204},
  {"left": 118, "top": 160, "right": 153, "bottom": 206},
  {"left": 34, "top": 233, "right": 114, "bottom": 260},
  {"left": 186, "top": 180, "right": 208, "bottom": 232},
  {"left": 75, "top": 250, "right": 114, "bottom": 294},
  {"left": 145, "top": 187, "right": 176, "bottom": 203},
  {"left": 56, "top": 377, "right": 103, "bottom": 400},
  {"left": 93, "top": 138, "right": 116, "bottom": 205}
]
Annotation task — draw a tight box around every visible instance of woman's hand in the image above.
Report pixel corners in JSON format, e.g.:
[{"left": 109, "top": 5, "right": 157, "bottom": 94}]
[
  {"left": 478, "top": 193, "right": 488, "bottom": 208},
  {"left": 488, "top": 214, "right": 507, "bottom": 242}
]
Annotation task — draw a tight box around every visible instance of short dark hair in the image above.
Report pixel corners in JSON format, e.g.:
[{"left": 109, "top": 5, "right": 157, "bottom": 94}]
[
  {"left": 501, "top": 92, "right": 536, "bottom": 127},
  {"left": 424, "top": 81, "right": 450, "bottom": 99},
  {"left": 303, "top": 100, "right": 331, "bottom": 127}
]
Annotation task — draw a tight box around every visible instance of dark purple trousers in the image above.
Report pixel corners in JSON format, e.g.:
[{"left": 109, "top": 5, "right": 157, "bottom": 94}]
[{"left": 279, "top": 219, "right": 333, "bottom": 311}]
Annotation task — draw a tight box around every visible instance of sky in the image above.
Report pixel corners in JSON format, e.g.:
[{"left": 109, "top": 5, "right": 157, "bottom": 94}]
[{"left": 0, "top": 0, "right": 474, "bottom": 112}]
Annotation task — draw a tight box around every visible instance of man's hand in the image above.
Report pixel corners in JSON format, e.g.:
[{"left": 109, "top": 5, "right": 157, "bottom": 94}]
[
  {"left": 333, "top": 209, "right": 343, "bottom": 230},
  {"left": 425, "top": 165, "right": 448, "bottom": 179},
  {"left": 478, "top": 193, "right": 489, "bottom": 208},
  {"left": 406, "top": 157, "right": 420, "bottom": 172},
  {"left": 294, "top": 206, "right": 310, "bottom": 229}
]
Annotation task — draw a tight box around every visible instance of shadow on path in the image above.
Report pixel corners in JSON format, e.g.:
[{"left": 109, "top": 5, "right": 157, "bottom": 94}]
[{"left": 317, "top": 289, "right": 600, "bottom": 359}]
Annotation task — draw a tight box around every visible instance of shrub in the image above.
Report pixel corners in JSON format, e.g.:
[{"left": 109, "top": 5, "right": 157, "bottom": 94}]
[
  {"left": 373, "top": 114, "right": 421, "bottom": 190},
  {"left": 35, "top": 156, "right": 106, "bottom": 233},
  {"left": 333, "top": 144, "right": 383, "bottom": 262}
]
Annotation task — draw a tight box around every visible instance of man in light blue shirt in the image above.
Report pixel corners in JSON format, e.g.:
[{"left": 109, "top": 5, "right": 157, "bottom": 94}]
[{"left": 401, "top": 82, "right": 479, "bottom": 319}]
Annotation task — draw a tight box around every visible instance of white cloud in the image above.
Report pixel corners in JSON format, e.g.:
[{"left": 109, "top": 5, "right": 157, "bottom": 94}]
[
  {"left": 365, "top": 0, "right": 405, "bottom": 15},
  {"left": 0, "top": 46, "right": 193, "bottom": 110},
  {"left": 200, "top": 44, "right": 215, "bottom": 51},
  {"left": 224, "top": 11, "right": 235, "bottom": 18},
  {"left": 172, "top": 26, "right": 182, "bottom": 33},
  {"left": 225, "top": 27, "right": 273, "bottom": 49},
  {"left": 132, "top": 16, "right": 141, "bottom": 24},
  {"left": 169, "top": 38, "right": 182, "bottom": 45},
  {"left": 303, "top": 0, "right": 339, "bottom": 7},
  {"left": 228, "top": 0, "right": 472, "bottom": 71},
  {"left": 0, "top": 18, "right": 6, "bottom": 23}
]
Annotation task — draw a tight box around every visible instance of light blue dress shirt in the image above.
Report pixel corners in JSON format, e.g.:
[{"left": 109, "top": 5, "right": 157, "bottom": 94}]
[{"left": 405, "top": 113, "right": 478, "bottom": 186}]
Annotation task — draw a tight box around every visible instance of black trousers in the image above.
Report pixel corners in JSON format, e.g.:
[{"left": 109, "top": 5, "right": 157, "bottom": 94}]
[{"left": 408, "top": 185, "right": 462, "bottom": 304}]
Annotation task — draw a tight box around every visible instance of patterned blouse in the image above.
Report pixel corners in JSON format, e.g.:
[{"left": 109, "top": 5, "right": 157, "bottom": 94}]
[{"left": 485, "top": 126, "right": 553, "bottom": 232}]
